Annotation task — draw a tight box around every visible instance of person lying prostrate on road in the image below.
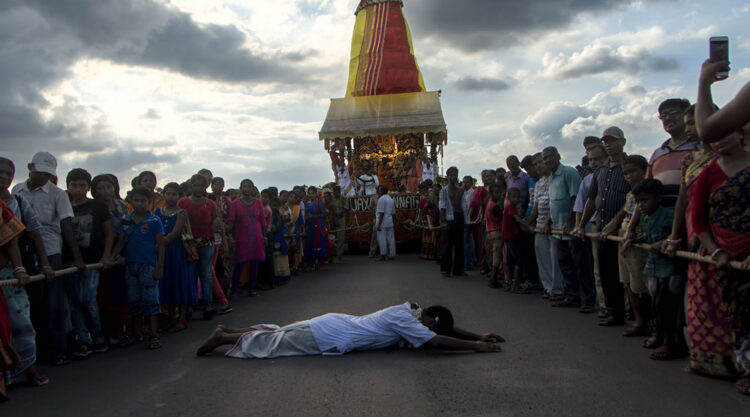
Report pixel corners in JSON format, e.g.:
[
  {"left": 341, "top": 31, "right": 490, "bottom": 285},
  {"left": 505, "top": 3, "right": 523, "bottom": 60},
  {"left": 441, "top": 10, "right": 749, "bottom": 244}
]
[{"left": 196, "top": 302, "right": 504, "bottom": 358}]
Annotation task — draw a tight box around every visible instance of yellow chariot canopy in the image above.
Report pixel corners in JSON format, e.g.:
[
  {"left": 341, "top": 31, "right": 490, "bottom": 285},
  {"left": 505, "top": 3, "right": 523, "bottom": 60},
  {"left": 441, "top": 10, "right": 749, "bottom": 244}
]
[{"left": 318, "top": 91, "right": 447, "bottom": 140}]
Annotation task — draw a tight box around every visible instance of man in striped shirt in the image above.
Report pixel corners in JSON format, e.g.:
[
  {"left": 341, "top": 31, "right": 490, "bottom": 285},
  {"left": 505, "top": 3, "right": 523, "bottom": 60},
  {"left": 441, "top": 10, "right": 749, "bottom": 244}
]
[
  {"left": 647, "top": 99, "right": 699, "bottom": 207},
  {"left": 576, "top": 126, "right": 630, "bottom": 326}
]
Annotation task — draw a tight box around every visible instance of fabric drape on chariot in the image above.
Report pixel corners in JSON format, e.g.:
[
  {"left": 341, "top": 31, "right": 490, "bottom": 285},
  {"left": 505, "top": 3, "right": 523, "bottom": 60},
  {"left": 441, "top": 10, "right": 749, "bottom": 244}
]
[{"left": 347, "top": 0, "right": 424, "bottom": 98}]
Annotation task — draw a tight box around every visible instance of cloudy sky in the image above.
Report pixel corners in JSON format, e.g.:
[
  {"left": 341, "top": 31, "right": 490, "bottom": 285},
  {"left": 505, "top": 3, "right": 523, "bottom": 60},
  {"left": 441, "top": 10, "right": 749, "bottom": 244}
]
[{"left": 2, "top": 0, "right": 749, "bottom": 190}]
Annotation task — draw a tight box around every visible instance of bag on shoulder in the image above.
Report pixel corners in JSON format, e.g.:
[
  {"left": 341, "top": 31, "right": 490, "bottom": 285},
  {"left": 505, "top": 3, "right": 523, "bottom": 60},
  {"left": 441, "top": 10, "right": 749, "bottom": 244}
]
[{"left": 181, "top": 215, "right": 200, "bottom": 262}]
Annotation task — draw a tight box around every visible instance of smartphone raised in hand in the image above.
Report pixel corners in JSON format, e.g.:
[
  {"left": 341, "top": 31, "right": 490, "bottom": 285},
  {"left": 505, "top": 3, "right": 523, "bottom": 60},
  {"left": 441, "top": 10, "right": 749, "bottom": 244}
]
[{"left": 709, "top": 36, "right": 729, "bottom": 79}]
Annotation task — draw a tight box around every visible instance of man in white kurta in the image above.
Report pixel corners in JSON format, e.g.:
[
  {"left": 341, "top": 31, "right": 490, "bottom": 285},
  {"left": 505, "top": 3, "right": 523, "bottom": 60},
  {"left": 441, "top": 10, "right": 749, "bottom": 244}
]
[
  {"left": 197, "top": 302, "right": 504, "bottom": 358},
  {"left": 375, "top": 185, "right": 396, "bottom": 260}
]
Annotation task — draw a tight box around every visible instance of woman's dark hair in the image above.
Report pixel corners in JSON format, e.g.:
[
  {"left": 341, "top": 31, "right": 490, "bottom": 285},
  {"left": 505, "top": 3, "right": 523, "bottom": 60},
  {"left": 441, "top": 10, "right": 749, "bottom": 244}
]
[
  {"left": 423, "top": 305, "right": 454, "bottom": 335},
  {"left": 91, "top": 174, "right": 119, "bottom": 200},
  {"left": 130, "top": 185, "right": 152, "bottom": 201},
  {"left": 632, "top": 178, "right": 663, "bottom": 196},
  {"left": 66, "top": 168, "right": 91, "bottom": 186},
  {"left": 212, "top": 176, "right": 224, "bottom": 186},
  {"left": 190, "top": 173, "right": 208, "bottom": 186},
  {"left": 240, "top": 179, "right": 254, "bottom": 188},
  {"left": 162, "top": 182, "right": 184, "bottom": 197},
  {"left": 138, "top": 170, "right": 157, "bottom": 185},
  {"left": 0, "top": 157, "right": 15, "bottom": 174}
]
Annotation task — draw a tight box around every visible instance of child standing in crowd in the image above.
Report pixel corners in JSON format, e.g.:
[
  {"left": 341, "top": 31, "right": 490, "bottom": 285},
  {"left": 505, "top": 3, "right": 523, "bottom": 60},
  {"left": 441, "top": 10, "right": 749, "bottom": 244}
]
[
  {"left": 12, "top": 152, "right": 85, "bottom": 365},
  {"left": 269, "top": 197, "right": 291, "bottom": 284},
  {"left": 91, "top": 174, "right": 132, "bottom": 346},
  {"left": 624, "top": 179, "right": 679, "bottom": 360},
  {"left": 178, "top": 174, "right": 218, "bottom": 320},
  {"left": 600, "top": 155, "right": 652, "bottom": 338},
  {"left": 138, "top": 171, "right": 166, "bottom": 213},
  {"left": 228, "top": 179, "right": 266, "bottom": 297},
  {"left": 304, "top": 186, "right": 328, "bottom": 270},
  {"left": 113, "top": 186, "right": 164, "bottom": 350},
  {"left": 502, "top": 188, "right": 531, "bottom": 293},
  {"left": 64, "top": 168, "right": 113, "bottom": 357},
  {"left": 486, "top": 182, "right": 505, "bottom": 288},
  {"left": 257, "top": 189, "right": 275, "bottom": 289},
  {"left": 209, "top": 177, "right": 233, "bottom": 296},
  {"left": 156, "top": 182, "right": 196, "bottom": 333}
]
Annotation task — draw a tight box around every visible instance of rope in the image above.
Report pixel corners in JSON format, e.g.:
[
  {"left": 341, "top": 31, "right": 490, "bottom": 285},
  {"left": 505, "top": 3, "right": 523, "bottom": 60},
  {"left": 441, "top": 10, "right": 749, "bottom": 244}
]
[
  {"left": 1, "top": 226, "right": 745, "bottom": 286},
  {"left": 0, "top": 263, "right": 104, "bottom": 287},
  {"left": 536, "top": 229, "right": 745, "bottom": 270}
]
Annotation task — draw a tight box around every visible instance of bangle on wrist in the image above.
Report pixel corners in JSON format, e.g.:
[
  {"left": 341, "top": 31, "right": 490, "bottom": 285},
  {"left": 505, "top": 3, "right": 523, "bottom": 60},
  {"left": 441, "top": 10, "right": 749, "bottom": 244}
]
[
  {"left": 711, "top": 248, "right": 725, "bottom": 260},
  {"left": 13, "top": 267, "right": 27, "bottom": 274}
]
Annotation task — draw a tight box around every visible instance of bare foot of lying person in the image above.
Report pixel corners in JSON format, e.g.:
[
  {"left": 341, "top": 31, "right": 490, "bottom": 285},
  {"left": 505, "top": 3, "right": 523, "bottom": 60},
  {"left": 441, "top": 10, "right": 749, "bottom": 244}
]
[{"left": 196, "top": 327, "right": 225, "bottom": 356}]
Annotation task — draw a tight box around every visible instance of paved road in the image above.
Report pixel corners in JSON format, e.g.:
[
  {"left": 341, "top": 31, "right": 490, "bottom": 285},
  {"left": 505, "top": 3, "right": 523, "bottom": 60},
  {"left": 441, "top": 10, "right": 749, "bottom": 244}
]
[{"left": 4, "top": 255, "right": 748, "bottom": 416}]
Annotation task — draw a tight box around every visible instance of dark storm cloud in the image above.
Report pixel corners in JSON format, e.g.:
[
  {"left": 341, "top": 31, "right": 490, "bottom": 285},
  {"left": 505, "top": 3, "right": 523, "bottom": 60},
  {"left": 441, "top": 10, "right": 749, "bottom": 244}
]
[
  {"left": 454, "top": 76, "right": 513, "bottom": 91},
  {"left": 22, "top": 0, "right": 311, "bottom": 83},
  {"left": 0, "top": 0, "right": 319, "bottom": 170},
  {"left": 542, "top": 44, "right": 680, "bottom": 80},
  {"left": 408, "top": 0, "right": 663, "bottom": 52}
]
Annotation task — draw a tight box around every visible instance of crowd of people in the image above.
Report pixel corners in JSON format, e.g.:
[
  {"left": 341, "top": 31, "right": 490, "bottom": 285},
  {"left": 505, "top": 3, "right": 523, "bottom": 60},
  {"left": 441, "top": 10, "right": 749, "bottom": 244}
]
[
  {"left": 408, "top": 60, "right": 750, "bottom": 397},
  {"left": 0, "top": 156, "right": 359, "bottom": 401},
  {"left": 0, "top": 59, "right": 748, "bottom": 402}
]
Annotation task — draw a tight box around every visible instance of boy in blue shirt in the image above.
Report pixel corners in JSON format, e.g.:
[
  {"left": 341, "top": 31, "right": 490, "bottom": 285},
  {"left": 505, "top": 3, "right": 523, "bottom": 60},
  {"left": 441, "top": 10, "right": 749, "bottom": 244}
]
[{"left": 112, "top": 186, "right": 165, "bottom": 350}]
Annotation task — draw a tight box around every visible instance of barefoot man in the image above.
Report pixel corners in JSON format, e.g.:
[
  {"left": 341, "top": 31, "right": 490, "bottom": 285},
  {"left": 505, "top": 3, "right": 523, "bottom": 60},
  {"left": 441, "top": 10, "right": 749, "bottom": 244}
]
[{"left": 197, "top": 302, "right": 504, "bottom": 358}]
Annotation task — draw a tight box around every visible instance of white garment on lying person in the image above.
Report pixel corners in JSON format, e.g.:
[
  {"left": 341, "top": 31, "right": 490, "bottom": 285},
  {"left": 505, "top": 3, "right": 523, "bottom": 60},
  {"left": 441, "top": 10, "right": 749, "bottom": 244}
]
[
  {"left": 225, "top": 321, "right": 321, "bottom": 359},
  {"left": 309, "top": 302, "right": 436, "bottom": 355}
]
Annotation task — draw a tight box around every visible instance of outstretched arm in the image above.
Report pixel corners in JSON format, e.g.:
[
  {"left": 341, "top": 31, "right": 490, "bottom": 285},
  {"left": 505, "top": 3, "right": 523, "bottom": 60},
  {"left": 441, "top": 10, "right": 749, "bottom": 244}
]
[
  {"left": 696, "top": 60, "right": 750, "bottom": 142},
  {"left": 449, "top": 327, "right": 505, "bottom": 343},
  {"left": 424, "top": 335, "right": 502, "bottom": 352}
]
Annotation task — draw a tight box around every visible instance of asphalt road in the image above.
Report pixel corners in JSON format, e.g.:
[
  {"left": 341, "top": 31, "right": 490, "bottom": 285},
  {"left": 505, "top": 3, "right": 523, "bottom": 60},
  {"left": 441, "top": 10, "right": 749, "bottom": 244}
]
[{"left": 3, "top": 254, "right": 748, "bottom": 416}]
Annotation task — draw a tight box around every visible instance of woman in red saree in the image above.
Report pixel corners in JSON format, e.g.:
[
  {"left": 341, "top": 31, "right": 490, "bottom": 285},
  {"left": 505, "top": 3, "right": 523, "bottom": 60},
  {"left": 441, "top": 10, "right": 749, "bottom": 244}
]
[
  {"left": 667, "top": 135, "right": 735, "bottom": 377},
  {"left": 691, "top": 130, "right": 750, "bottom": 395},
  {"left": 0, "top": 199, "right": 30, "bottom": 402}
]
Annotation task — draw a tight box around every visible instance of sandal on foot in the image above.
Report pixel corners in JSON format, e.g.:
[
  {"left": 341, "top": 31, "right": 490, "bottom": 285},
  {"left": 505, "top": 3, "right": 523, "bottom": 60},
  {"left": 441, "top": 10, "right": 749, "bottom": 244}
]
[
  {"left": 642, "top": 336, "right": 662, "bottom": 349},
  {"left": 578, "top": 306, "right": 595, "bottom": 314},
  {"left": 148, "top": 336, "right": 162, "bottom": 350},
  {"left": 648, "top": 348, "right": 682, "bottom": 361},
  {"left": 26, "top": 373, "right": 49, "bottom": 387}
]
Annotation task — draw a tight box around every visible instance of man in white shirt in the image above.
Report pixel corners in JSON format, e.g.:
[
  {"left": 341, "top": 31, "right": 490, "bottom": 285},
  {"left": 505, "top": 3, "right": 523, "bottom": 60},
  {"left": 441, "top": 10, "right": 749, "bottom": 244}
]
[
  {"left": 355, "top": 165, "right": 379, "bottom": 196},
  {"left": 421, "top": 157, "right": 438, "bottom": 183},
  {"left": 197, "top": 301, "right": 504, "bottom": 358},
  {"left": 12, "top": 151, "right": 85, "bottom": 365},
  {"left": 375, "top": 185, "right": 396, "bottom": 261}
]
